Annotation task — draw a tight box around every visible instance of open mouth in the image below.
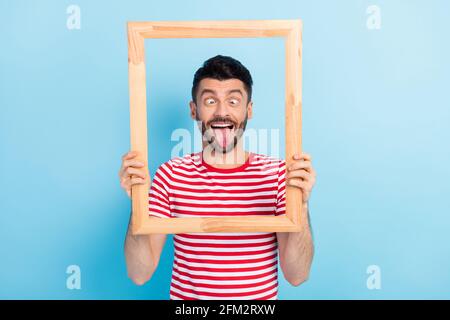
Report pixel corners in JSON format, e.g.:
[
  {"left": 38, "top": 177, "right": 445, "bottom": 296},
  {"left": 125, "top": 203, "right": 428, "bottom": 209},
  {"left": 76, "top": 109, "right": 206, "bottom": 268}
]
[
  {"left": 209, "top": 122, "right": 235, "bottom": 148},
  {"left": 210, "top": 122, "right": 235, "bottom": 130}
]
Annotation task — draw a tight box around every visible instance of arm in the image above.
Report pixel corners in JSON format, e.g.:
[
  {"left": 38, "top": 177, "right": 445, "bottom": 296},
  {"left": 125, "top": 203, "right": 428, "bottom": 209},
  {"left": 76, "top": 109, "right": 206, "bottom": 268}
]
[
  {"left": 277, "top": 153, "right": 316, "bottom": 286},
  {"left": 124, "top": 214, "right": 166, "bottom": 285},
  {"left": 119, "top": 150, "right": 167, "bottom": 285},
  {"left": 277, "top": 201, "right": 314, "bottom": 286}
]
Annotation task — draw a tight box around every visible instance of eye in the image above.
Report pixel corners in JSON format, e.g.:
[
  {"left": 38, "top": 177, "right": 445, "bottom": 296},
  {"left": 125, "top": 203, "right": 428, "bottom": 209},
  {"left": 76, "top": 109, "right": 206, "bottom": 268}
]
[
  {"left": 205, "top": 98, "right": 216, "bottom": 105},
  {"left": 229, "top": 98, "right": 240, "bottom": 106}
]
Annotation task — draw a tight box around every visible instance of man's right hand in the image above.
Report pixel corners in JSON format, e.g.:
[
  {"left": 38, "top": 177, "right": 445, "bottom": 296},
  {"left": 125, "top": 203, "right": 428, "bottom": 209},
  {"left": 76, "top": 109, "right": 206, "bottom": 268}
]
[{"left": 118, "top": 151, "right": 148, "bottom": 198}]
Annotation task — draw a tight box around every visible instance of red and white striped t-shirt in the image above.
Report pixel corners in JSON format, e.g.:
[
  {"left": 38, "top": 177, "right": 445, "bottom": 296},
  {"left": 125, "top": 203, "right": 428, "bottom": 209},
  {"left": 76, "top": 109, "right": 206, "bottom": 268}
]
[{"left": 148, "top": 151, "right": 286, "bottom": 300}]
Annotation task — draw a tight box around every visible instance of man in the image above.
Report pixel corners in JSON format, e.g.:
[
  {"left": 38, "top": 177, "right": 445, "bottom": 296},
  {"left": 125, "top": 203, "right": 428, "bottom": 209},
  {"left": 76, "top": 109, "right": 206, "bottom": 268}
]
[{"left": 119, "top": 55, "right": 316, "bottom": 300}]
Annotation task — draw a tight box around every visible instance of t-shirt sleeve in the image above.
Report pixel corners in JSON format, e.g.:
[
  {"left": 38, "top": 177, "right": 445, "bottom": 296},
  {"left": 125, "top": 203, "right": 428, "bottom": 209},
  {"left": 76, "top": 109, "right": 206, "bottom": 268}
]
[
  {"left": 275, "top": 159, "right": 286, "bottom": 216},
  {"left": 148, "top": 161, "right": 173, "bottom": 218}
]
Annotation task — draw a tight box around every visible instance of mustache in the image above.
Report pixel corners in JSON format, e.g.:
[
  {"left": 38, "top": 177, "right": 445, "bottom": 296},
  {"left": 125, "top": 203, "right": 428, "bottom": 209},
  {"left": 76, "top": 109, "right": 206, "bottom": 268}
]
[{"left": 206, "top": 117, "right": 237, "bottom": 127}]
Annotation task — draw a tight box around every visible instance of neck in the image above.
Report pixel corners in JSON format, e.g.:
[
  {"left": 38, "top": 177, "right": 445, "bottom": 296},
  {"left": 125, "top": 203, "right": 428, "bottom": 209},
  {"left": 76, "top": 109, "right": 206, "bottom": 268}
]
[{"left": 202, "top": 139, "right": 249, "bottom": 168}]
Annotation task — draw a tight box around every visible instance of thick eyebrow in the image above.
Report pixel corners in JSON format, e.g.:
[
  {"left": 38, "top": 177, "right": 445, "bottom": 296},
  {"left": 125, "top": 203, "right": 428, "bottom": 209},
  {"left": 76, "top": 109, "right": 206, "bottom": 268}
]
[{"left": 199, "top": 88, "right": 244, "bottom": 98}]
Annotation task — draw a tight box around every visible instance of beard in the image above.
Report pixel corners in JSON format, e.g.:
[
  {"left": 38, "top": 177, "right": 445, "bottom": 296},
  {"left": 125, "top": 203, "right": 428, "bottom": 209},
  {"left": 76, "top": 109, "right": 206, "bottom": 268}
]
[{"left": 197, "top": 113, "right": 248, "bottom": 154}]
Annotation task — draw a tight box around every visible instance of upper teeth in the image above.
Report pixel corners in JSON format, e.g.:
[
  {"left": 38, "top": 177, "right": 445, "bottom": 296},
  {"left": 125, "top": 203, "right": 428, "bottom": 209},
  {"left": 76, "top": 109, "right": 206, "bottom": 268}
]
[{"left": 212, "top": 124, "right": 232, "bottom": 128}]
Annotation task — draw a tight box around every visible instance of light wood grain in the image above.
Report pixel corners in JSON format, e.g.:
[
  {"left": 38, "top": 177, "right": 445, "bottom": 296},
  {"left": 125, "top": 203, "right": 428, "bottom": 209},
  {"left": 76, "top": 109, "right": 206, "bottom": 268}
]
[{"left": 128, "top": 19, "right": 303, "bottom": 234}]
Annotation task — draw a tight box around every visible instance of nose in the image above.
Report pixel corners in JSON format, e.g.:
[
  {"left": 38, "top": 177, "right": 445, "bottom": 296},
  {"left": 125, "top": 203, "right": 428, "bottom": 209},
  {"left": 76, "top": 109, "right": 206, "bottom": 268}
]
[{"left": 213, "top": 101, "right": 229, "bottom": 118}]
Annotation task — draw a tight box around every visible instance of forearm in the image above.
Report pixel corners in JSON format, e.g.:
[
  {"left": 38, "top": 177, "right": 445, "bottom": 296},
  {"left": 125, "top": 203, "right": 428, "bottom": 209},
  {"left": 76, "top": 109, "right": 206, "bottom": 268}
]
[
  {"left": 280, "top": 202, "right": 314, "bottom": 285},
  {"left": 124, "top": 215, "right": 156, "bottom": 285}
]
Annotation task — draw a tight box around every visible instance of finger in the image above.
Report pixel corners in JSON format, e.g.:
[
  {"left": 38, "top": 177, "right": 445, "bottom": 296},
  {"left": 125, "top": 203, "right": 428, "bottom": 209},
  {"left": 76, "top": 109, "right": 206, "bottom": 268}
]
[
  {"left": 130, "top": 177, "right": 146, "bottom": 186},
  {"left": 288, "top": 161, "right": 312, "bottom": 172},
  {"left": 293, "top": 153, "right": 311, "bottom": 161},
  {"left": 120, "top": 176, "right": 131, "bottom": 191},
  {"left": 122, "top": 150, "right": 138, "bottom": 161},
  {"left": 121, "top": 176, "right": 146, "bottom": 198},
  {"left": 286, "top": 170, "right": 310, "bottom": 180},
  {"left": 120, "top": 175, "right": 145, "bottom": 187},
  {"left": 119, "top": 165, "right": 127, "bottom": 178},
  {"left": 124, "top": 167, "right": 147, "bottom": 180},
  {"left": 123, "top": 159, "right": 145, "bottom": 169},
  {"left": 287, "top": 178, "right": 308, "bottom": 190},
  {"left": 119, "top": 152, "right": 136, "bottom": 176},
  {"left": 288, "top": 178, "right": 313, "bottom": 202},
  {"left": 119, "top": 159, "right": 140, "bottom": 178},
  {"left": 119, "top": 153, "right": 144, "bottom": 177},
  {"left": 288, "top": 179, "right": 312, "bottom": 202}
]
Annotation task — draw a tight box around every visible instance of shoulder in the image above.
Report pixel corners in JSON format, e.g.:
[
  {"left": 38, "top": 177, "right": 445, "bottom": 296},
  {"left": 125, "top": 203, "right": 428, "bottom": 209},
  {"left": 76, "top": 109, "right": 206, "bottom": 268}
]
[
  {"left": 251, "top": 152, "right": 285, "bottom": 167},
  {"left": 158, "top": 152, "right": 201, "bottom": 171}
]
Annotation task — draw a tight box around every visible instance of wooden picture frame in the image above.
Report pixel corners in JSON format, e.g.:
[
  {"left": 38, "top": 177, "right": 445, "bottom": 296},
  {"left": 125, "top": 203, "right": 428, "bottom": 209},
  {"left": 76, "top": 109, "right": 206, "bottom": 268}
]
[{"left": 127, "top": 19, "right": 302, "bottom": 234}]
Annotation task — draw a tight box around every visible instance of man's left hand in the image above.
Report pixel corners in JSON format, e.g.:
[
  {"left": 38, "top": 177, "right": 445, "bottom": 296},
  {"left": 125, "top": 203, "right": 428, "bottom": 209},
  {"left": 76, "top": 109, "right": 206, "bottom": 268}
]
[{"left": 286, "top": 153, "right": 316, "bottom": 203}]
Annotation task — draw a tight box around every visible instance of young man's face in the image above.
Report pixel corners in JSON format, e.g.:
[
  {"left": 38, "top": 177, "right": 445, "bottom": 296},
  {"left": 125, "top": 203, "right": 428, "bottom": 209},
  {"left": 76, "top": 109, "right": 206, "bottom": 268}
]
[{"left": 190, "top": 78, "right": 253, "bottom": 154}]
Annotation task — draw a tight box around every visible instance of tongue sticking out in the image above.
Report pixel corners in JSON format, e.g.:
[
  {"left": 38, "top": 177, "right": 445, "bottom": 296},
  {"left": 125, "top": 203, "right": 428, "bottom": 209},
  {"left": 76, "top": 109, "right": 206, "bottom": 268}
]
[{"left": 212, "top": 127, "right": 233, "bottom": 148}]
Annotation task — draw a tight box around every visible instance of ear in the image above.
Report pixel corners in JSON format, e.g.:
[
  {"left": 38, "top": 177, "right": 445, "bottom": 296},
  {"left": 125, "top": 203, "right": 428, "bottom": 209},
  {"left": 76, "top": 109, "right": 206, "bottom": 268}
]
[
  {"left": 247, "top": 100, "right": 253, "bottom": 119},
  {"left": 189, "top": 100, "right": 197, "bottom": 120}
]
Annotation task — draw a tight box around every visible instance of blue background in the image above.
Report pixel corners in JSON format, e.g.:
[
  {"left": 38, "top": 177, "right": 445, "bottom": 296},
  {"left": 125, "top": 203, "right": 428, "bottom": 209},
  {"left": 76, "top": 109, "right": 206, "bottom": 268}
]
[{"left": 1, "top": 0, "right": 449, "bottom": 299}]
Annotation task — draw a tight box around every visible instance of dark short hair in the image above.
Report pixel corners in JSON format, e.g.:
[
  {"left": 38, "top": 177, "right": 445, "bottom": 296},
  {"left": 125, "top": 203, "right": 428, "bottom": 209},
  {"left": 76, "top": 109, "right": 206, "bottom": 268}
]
[{"left": 191, "top": 55, "right": 253, "bottom": 104}]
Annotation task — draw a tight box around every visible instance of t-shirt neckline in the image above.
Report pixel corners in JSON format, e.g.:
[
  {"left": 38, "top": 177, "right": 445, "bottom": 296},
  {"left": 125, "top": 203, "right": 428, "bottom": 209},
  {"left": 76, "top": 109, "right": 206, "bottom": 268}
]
[{"left": 200, "top": 150, "right": 252, "bottom": 173}]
